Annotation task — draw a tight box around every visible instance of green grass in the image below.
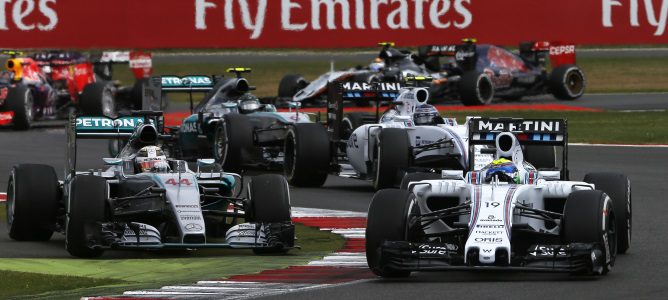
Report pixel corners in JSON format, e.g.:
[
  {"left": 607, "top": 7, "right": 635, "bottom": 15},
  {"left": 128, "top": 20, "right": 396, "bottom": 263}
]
[
  {"left": 111, "top": 55, "right": 668, "bottom": 97},
  {"left": 443, "top": 110, "right": 668, "bottom": 144},
  {"left": 0, "top": 202, "right": 345, "bottom": 299}
]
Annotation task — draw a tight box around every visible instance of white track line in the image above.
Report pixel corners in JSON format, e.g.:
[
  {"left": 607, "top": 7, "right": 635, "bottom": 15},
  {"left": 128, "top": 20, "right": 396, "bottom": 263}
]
[{"left": 570, "top": 143, "right": 668, "bottom": 148}]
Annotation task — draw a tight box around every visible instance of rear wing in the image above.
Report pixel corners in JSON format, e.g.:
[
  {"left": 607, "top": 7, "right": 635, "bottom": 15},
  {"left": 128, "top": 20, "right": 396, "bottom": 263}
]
[
  {"left": 142, "top": 75, "right": 217, "bottom": 111},
  {"left": 519, "top": 41, "right": 577, "bottom": 68},
  {"left": 95, "top": 51, "right": 153, "bottom": 79},
  {"left": 468, "top": 118, "right": 568, "bottom": 178},
  {"left": 419, "top": 39, "right": 478, "bottom": 71},
  {"left": 66, "top": 112, "right": 164, "bottom": 176}
]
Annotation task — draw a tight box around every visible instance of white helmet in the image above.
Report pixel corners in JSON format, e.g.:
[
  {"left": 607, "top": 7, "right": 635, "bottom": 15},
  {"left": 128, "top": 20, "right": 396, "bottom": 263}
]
[{"left": 135, "top": 146, "right": 169, "bottom": 173}]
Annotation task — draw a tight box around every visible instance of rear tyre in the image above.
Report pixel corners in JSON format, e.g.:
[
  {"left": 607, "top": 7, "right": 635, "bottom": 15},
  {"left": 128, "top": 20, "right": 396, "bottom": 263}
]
[
  {"left": 373, "top": 129, "right": 410, "bottom": 190},
  {"left": 6, "top": 86, "right": 33, "bottom": 130},
  {"left": 214, "top": 114, "right": 253, "bottom": 173},
  {"left": 400, "top": 172, "right": 441, "bottom": 190},
  {"left": 278, "top": 74, "right": 308, "bottom": 98},
  {"left": 562, "top": 190, "right": 616, "bottom": 275},
  {"left": 7, "top": 164, "right": 59, "bottom": 241},
  {"left": 459, "top": 71, "right": 494, "bottom": 106},
  {"left": 284, "top": 123, "right": 330, "bottom": 187},
  {"left": 584, "top": 173, "right": 632, "bottom": 254},
  {"left": 366, "top": 189, "right": 413, "bottom": 278},
  {"left": 248, "top": 174, "right": 292, "bottom": 254},
  {"left": 80, "top": 81, "right": 116, "bottom": 117},
  {"left": 523, "top": 146, "right": 557, "bottom": 169},
  {"left": 549, "top": 65, "right": 585, "bottom": 100},
  {"left": 66, "top": 175, "right": 107, "bottom": 258}
]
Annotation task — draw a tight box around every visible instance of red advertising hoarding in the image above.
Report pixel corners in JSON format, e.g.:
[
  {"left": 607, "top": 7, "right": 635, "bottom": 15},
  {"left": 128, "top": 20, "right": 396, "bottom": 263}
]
[{"left": 0, "top": 0, "right": 666, "bottom": 49}]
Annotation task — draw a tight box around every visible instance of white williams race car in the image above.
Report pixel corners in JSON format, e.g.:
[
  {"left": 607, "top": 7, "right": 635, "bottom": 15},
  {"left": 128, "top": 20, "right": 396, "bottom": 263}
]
[
  {"left": 6, "top": 112, "right": 295, "bottom": 258},
  {"left": 366, "top": 118, "right": 631, "bottom": 276}
]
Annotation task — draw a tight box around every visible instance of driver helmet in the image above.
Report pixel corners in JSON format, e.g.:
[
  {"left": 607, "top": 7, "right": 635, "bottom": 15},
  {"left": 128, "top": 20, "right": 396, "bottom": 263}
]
[
  {"left": 413, "top": 104, "right": 440, "bottom": 126},
  {"left": 369, "top": 58, "right": 386, "bottom": 72},
  {"left": 484, "top": 158, "right": 520, "bottom": 184},
  {"left": 135, "top": 146, "right": 170, "bottom": 173},
  {"left": 238, "top": 94, "right": 261, "bottom": 114}
]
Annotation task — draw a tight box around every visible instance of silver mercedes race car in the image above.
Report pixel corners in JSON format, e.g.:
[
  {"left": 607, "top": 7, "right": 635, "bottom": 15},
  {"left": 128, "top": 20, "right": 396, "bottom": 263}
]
[
  {"left": 6, "top": 111, "right": 295, "bottom": 258},
  {"left": 366, "top": 118, "right": 631, "bottom": 276}
]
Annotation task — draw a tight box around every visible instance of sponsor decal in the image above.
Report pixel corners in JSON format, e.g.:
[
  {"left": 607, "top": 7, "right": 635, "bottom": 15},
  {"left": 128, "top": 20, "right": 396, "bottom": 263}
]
[
  {"left": 480, "top": 215, "right": 502, "bottom": 222},
  {"left": 181, "top": 121, "right": 200, "bottom": 133},
  {"left": 75, "top": 116, "right": 145, "bottom": 130},
  {"left": 161, "top": 76, "right": 212, "bottom": 87},
  {"left": 176, "top": 204, "right": 200, "bottom": 208},
  {"left": 477, "top": 120, "right": 562, "bottom": 133},
  {"left": 528, "top": 245, "right": 568, "bottom": 257},
  {"left": 180, "top": 215, "right": 202, "bottom": 221},
  {"left": 476, "top": 224, "right": 504, "bottom": 229},
  {"left": 411, "top": 243, "right": 458, "bottom": 256},
  {"left": 185, "top": 223, "right": 203, "bottom": 231},
  {"left": 474, "top": 237, "right": 503, "bottom": 244},
  {"left": 475, "top": 230, "right": 503, "bottom": 235},
  {"left": 0, "top": 0, "right": 58, "bottom": 32},
  {"left": 165, "top": 178, "right": 193, "bottom": 186},
  {"left": 342, "top": 82, "right": 401, "bottom": 91},
  {"left": 603, "top": 0, "right": 668, "bottom": 36}
]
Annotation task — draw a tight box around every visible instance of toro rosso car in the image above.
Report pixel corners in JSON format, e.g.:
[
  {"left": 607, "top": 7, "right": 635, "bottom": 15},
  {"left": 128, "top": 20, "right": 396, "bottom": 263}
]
[
  {"left": 6, "top": 111, "right": 294, "bottom": 257},
  {"left": 141, "top": 69, "right": 312, "bottom": 173},
  {"left": 366, "top": 118, "right": 631, "bottom": 276},
  {"left": 0, "top": 50, "right": 152, "bottom": 130},
  {"left": 417, "top": 39, "right": 586, "bottom": 105}
]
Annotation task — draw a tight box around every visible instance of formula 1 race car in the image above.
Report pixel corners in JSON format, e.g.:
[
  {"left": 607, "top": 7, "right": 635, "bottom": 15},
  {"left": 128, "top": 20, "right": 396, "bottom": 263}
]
[
  {"left": 6, "top": 111, "right": 294, "bottom": 258},
  {"left": 140, "top": 69, "right": 313, "bottom": 173},
  {"left": 366, "top": 118, "right": 631, "bottom": 276},
  {"left": 278, "top": 42, "right": 430, "bottom": 106},
  {"left": 0, "top": 50, "right": 151, "bottom": 130},
  {"left": 417, "top": 39, "right": 586, "bottom": 105}
]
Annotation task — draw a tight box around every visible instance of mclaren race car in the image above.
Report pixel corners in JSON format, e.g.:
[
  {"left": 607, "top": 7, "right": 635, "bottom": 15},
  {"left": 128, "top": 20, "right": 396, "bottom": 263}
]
[
  {"left": 6, "top": 111, "right": 294, "bottom": 258},
  {"left": 366, "top": 118, "right": 631, "bottom": 276},
  {"left": 140, "top": 69, "right": 313, "bottom": 173}
]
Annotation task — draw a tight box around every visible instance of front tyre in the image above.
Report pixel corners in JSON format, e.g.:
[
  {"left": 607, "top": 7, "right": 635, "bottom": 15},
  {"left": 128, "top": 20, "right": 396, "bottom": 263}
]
[
  {"left": 214, "top": 114, "right": 253, "bottom": 173},
  {"left": 247, "top": 174, "right": 293, "bottom": 255},
  {"left": 7, "top": 164, "right": 59, "bottom": 241},
  {"left": 373, "top": 129, "right": 410, "bottom": 190},
  {"left": 584, "top": 173, "right": 632, "bottom": 254},
  {"left": 562, "top": 190, "right": 616, "bottom": 275},
  {"left": 66, "top": 175, "right": 107, "bottom": 258},
  {"left": 366, "top": 189, "right": 413, "bottom": 278},
  {"left": 284, "top": 123, "right": 330, "bottom": 187}
]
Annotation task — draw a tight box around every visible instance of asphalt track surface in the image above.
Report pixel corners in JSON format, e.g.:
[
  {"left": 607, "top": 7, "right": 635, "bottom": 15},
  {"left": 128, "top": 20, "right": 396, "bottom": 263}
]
[{"left": 0, "top": 95, "right": 666, "bottom": 298}]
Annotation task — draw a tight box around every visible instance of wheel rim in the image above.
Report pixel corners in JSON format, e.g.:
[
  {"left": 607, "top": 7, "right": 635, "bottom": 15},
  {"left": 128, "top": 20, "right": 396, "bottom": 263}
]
[
  {"left": 477, "top": 76, "right": 494, "bottom": 104},
  {"left": 7, "top": 177, "right": 15, "bottom": 227},
  {"left": 101, "top": 88, "right": 115, "bottom": 117},
  {"left": 565, "top": 70, "right": 584, "bottom": 97},
  {"left": 24, "top": 91, "right": 33, "bottom": 121},
  {"left": 214, "top": 123, "right": 228, "bottom": 164}
]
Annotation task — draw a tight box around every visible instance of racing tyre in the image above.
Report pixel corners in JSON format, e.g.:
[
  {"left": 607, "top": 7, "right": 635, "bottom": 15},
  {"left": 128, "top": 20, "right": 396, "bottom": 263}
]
[
  {"left": 7, "top": 164, "right": 59, "bottom": 241},
  {"left": 284, "top": 123, "right": 330, "bottom": 187},
  {"left": 215, "top": 114, "right": 254, "bottom": 173},
  {"left": 80, "top": 81, "right": 116, "bottom": 117},
  {"left": 562, "top": 190, "right": 616, "bottom": 275},
  {"left": 373, "top": 129, "right": 410, "bottom": 190},
  {"left": 278, "top": 74, "right": 308, "bottom": 98},
  {"left": 584, "top": 173, "right": 631, "bottom": 254},
  {"left": 6, "top": 86, "right": 33, "bottom": 130},
  {"left": 549, "top": 65, "right": 585, "bottom": 100},
  {"left": 400, "top": 172, "right": 441, "bottom": 190},
  {"left": 524, "top": 146, "right": 557, "bottom": 169},
  {"left": 66, "top": 175, "right": 107, "bottom": 258},
  {"left": 341, "top": 112, "right": 372, "bottom": 140},
  {"left": 366, "top": 189, "right": 413, "bottom": 277},
  {"left": 459, "top": 71, "right": 494, "bottom": 106},
  {"left": 248, "top": 174, "right": 292, "bottom": 255},
  {"left": 93, "top": 63, "right": 113, "bottom": 81}
]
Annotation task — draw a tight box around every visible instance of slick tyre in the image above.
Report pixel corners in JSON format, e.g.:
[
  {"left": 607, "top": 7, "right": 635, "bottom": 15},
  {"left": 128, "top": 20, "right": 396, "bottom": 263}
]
[
  {"left": 549, "top": 65, "right": 585, "bottom": 100},
  {"left": 373, "top": 129, "right": 410, "bottom": 190},
  {"left": 248, "top": 174, "right": 292, "bottom": 254},
  {"left": 523, "top": 146, "right": 557, "bottom": 169},
  {"left": 66, "top": 175, "right": 107, "bottom": 258},
  {"left": 80, "top": 81, "right": 116, "bottom": 117},
  {"left": 284, "top": 123, "right": 330, "bottom": 187},
  {"left": 7, "top": 164, "right": 59, "bottom": 241},
  {"left": 6, "top": 86, "right": 33, "bottom": 130},
  {"left": 214, "top": 114, "right": 253, "bottom": 173},
  {"left": 584, "top": 173, "right": 632, "bottom": 254},
  {"left": 278, "top": 74, "right": 308, "bottom": 98},
  {"left": 562, "top": 190, "right": 616, "bottom": 275},
  {"left": 459, "top": 71, "right": 494, "bottom": 106},
  {"left": 400, "top": 172, "right": 441, "bottom": 190},
  {"left": 366, "top": 189, "right": 413, "bottom": 278}
]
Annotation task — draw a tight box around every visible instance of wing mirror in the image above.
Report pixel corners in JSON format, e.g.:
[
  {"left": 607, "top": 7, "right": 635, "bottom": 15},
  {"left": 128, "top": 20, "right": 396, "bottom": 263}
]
[{"left": 103, "top": 158, "right": 123, "bottom": 166}]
